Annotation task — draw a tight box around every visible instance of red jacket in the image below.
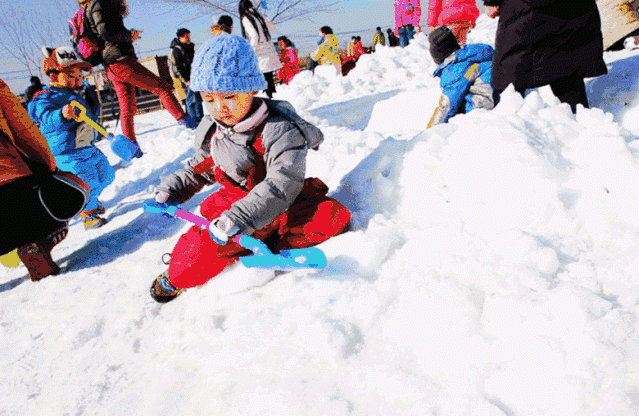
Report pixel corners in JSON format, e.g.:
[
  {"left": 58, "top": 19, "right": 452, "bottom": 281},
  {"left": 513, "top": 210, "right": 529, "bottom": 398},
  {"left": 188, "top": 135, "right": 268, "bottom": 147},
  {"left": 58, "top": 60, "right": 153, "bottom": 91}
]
[
  {"left": 426, "top": 0, "right": 479, "bottom": 28},
  {"left": 277, "top": 47, "right": 300, "bottom": 84},
  {"left": 353, "top": 41, "right": 366, "bottom": 59}
]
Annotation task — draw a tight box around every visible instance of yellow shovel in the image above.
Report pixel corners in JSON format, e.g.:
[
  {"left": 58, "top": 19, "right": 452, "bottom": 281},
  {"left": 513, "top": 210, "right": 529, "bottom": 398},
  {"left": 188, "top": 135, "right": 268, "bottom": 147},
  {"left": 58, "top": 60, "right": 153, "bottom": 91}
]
[{"left": 69, "top": 100, "right": 141, "bottom": 161}]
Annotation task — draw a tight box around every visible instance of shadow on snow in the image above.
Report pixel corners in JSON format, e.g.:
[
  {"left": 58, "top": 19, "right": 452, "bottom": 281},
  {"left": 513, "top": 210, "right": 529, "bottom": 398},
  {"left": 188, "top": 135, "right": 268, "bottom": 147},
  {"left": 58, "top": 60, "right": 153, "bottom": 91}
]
[
  {"left": 56, "top": 147, "right": 212, "bottom": 272},
  {"left": 588, "top": 54, "right": 639, "bottom": 122},
  {"left": 331, "top": 135, "right": 422, "bottom": 230},
  {"left": 308, "top": 90, "right": 401, "bottom": 130}
]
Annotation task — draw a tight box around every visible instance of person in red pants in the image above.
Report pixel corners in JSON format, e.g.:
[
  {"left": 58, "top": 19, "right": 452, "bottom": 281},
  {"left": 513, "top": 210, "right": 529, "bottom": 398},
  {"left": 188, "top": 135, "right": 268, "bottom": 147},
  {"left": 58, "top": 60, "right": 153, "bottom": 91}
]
[
  {"left": 82, "top": 0, "right": 197, "bottom": 156},
  {"left": 148, "top": 34, "right": 351, "bottom": 302}
]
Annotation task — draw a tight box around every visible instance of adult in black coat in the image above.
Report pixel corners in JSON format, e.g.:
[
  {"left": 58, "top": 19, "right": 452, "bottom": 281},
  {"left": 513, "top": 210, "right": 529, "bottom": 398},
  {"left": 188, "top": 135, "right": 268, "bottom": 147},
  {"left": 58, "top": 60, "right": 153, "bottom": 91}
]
[
  {"left": 170, "top": 31, "right": 195, "bottom": 86},
  {"left": 169, "top": 28, "right": 203, "bottom": 124},
  {"left": 485, "top": 0, "right": 608, "bottom": 113}
]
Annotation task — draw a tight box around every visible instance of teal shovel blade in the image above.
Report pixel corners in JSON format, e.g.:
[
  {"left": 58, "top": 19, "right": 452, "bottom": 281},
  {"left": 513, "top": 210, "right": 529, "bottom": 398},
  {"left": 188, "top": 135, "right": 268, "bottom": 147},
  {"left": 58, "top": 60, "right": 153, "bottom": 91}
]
[{"left": 237, "top": 235, "right": 327, "bottom": 270}]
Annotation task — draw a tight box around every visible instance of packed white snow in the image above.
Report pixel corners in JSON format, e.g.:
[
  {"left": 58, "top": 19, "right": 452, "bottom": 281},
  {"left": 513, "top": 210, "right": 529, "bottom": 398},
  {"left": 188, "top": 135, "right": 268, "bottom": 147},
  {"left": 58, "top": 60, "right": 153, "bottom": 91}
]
[{"left": 2, "top": 15, "right": 638, "bottom": 416}]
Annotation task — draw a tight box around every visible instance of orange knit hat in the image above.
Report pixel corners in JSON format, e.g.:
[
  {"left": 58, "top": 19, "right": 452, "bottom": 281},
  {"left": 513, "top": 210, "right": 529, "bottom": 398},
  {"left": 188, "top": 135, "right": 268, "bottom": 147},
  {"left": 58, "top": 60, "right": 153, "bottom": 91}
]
[{"left": 41, "top": 46, "right": 92, "bottom": 76}]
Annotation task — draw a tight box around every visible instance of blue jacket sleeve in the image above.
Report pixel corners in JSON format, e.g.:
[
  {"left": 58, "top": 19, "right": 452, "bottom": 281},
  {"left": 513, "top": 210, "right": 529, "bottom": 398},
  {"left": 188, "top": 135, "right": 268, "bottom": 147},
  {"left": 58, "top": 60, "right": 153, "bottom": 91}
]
[{"left": 30, "top": 98, "right": 76, "bottom": 133}]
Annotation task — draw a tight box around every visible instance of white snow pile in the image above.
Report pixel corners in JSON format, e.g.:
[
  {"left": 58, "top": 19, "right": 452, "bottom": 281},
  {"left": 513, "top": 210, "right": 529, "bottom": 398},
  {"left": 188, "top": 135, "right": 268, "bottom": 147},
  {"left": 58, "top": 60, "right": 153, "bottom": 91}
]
[{"left": 2, "top": 15, "right": 638, "bottom": 416}]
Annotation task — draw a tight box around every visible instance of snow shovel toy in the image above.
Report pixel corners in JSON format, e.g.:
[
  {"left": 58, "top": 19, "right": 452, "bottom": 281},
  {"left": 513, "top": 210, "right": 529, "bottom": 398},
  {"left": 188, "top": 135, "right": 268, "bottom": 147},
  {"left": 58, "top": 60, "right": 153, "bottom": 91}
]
[
  {"left": 0, "top": 249, "right": 21, "bottom": 268},
  {"left": 69, "top": 100, "right": 141, "bottom": 162},
  {"left": 143, "top": 202, "right": 327, "bottom": 270}
]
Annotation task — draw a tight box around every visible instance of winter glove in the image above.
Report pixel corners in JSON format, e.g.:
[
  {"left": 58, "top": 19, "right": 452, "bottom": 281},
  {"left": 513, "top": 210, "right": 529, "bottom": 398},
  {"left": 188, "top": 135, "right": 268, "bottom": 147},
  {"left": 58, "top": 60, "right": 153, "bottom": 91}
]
[
  {"left": 408, "top": 3, "right": 414, "bottom": 11},
  {"left": 155, "top": 191, "right": 175, "bottom": 204},
  {"left": 147, "top": 192, "right": 181, "bottom": 217},
  {"left": 208, "top": 214, "right": 239, "bottom": 245},
  {"left": 316, "top": 35, "right": 325, "bottom": 45}
]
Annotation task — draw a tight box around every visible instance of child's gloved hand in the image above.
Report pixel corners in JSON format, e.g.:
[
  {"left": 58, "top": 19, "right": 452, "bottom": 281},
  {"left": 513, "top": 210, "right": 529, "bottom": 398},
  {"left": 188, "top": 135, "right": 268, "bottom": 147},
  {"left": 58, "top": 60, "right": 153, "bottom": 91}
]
[
  {"left": 147, "top": 191, "right": 180, "bottom": 217},
  {"left": 155, "top": 191, "right": 175, "bottom": 204},
  {"left": 62, "top": 104, "right": 79, "bottom": 121},
  {"left": 408, "top": 3, "right": 414, "bottom": 11},
  {"left": 208, "top": 214, "right": 239, "bottom": 244}
]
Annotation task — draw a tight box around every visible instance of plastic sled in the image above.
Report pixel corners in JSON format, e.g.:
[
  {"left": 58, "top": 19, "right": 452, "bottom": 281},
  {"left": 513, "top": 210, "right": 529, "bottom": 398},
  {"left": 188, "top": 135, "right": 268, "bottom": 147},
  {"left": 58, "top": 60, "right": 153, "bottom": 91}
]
[{"left": 143, "top": 202, "right": 327, "bottom": 270}]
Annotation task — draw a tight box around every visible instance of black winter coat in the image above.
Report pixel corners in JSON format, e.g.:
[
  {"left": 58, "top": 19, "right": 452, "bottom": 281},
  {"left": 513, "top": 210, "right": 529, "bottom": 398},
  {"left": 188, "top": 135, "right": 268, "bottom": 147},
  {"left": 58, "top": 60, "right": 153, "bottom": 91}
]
[
  {"left": 484, "top": 0, "right": 608, "bottom": 91},
  {"left": 169, "top": 39, "right": 195, "bottom": 83},
  {"left": 84, "top": 0, "right": 136, "bottom": 65}
]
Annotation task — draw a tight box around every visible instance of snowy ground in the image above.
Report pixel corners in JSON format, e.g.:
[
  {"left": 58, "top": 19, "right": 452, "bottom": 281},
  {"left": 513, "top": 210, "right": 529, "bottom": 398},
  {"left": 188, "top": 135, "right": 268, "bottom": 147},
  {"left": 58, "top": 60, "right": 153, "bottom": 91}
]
[{"left": 2, "top": 15, "right": 638, "bottom": 416}]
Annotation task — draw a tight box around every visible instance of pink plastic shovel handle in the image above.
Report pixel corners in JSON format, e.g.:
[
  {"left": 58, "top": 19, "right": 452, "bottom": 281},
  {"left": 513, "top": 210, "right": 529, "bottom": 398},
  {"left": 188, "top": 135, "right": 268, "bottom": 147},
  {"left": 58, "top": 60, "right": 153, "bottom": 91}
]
[
  {"left": 174, "top": 208, "right": 242, "bottom": 245},
  {"left": 174, "top": 209, "right": 211, "bottom": 229}
]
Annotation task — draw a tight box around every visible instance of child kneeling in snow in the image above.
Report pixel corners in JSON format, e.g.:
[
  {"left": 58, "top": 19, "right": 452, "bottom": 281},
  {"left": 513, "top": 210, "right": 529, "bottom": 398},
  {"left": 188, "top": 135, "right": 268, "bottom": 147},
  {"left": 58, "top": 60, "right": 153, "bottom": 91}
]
[
  {"left": 150, "top": 34, "right": 352, "bottom": 303},
  {"left": 427, "top": 26, "right": 495, "bottom": 128},
  {"left": 29, "top": 46, "right": 114, "bottom": 229}
]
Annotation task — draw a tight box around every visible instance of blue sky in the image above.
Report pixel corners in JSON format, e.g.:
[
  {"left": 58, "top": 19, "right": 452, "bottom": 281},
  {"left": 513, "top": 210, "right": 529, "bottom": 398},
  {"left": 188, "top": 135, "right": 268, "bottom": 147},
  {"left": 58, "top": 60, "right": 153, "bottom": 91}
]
[{"left": 0, "top": 0, "right": 483, "bottom": 95}]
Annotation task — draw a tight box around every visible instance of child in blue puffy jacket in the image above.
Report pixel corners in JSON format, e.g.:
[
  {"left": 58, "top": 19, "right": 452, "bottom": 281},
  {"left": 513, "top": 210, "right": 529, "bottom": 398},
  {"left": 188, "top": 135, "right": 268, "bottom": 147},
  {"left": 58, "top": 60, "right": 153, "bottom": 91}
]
[
  {"left": 29, "top": 46, "right": 114, "bottom": 229},
  {"left": 427, "top": 26, "right": 495, "bottom": 127}
]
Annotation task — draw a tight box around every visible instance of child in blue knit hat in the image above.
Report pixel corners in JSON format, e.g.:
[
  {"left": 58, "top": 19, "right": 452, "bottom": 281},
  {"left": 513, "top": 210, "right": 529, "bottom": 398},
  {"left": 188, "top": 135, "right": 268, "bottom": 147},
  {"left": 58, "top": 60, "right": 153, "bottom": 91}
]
[{"left": 149, "top": 33, "right": 352, "bottom": 302}]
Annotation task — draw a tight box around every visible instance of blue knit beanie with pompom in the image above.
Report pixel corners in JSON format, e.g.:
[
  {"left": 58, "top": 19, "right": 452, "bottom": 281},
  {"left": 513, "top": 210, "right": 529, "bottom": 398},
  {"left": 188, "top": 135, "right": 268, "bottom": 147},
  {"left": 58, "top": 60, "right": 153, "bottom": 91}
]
[{"left": 190, "top": 33, "right": 267, "bottom": 93}]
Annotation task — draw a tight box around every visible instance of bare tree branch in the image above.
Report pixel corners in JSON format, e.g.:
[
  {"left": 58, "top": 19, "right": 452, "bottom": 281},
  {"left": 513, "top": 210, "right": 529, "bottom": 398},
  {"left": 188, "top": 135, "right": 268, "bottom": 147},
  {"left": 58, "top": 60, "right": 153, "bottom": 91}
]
[
  {"left": 0, "top": 1, "right": 73, "bottom": 78},
  {"left": 155, "top": 0, "right": 342, "bottom": 23}
]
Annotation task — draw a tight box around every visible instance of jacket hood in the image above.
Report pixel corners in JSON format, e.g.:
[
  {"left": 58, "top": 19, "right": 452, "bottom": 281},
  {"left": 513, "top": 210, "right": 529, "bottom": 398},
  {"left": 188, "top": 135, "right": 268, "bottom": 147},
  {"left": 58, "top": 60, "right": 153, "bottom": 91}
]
[
  {"left": 170, "top": 38, "right": 181, "bottom": 48},
  {"left": 267, "top": 100, "right": 323, "bottom": 150},
  {"left": 434, "top": 44, "right": 494, "bottom": 76}
]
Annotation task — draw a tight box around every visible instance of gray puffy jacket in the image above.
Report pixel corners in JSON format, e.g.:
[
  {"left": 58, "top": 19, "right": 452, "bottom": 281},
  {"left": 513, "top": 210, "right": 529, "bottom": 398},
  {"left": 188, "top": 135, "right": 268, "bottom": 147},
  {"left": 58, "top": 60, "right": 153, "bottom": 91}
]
[{"left": 157, "top": 99, "right": 323, "bottom": 235}]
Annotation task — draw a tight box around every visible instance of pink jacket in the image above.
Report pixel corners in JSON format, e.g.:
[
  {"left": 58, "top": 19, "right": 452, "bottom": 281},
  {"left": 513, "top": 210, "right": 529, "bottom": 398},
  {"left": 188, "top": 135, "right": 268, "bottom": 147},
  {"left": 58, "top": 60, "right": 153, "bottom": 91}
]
[
  {"left": 426, "top": 0, "right": 480, "bottom": 28},
  {"left": 394, "top": 0, "right": 422, "bottom": 34}
]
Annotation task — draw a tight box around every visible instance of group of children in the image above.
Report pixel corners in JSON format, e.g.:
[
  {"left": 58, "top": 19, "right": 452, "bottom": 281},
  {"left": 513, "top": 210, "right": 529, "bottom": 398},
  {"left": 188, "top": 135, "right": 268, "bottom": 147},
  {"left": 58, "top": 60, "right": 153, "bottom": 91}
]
[
  {"left": 17, "top": 33, "right": 352, "bottom": 302},
  {"left": 149, "top": 19, "right": 498, "bottom": 302},
  {"left": 18, "top": 0, "right": 496, "bottom": 302}
]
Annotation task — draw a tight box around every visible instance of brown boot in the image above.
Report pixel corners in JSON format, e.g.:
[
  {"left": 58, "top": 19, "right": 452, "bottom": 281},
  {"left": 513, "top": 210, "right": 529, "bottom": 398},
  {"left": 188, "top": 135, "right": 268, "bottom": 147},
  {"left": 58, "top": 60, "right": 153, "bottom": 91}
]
[
  {"left": 17, "top": 243, "right": 60, "bottom": 281},
  {"left": 37, "top": 225, "right": 68, "bottom": 253},
  {"left": 16, "top": 225, "right": 68, "bottom": 282}
]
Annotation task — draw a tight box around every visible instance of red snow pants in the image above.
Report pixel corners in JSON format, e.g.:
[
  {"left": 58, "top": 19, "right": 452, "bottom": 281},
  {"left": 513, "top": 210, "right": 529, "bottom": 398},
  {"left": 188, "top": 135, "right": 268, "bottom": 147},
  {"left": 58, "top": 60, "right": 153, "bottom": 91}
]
[
  {"left": 106, "top": 57, "right": 186, "bottom": 142},
  {"left": 167, "top": 168, "right": 351, "bottom": 289}
]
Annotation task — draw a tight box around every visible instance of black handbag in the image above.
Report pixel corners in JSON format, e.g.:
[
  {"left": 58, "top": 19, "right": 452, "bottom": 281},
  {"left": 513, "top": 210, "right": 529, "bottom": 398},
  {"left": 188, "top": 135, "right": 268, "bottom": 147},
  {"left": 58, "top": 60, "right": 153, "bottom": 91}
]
[{"left": 22, "top": 157, "right": 90, "bottom": 221}]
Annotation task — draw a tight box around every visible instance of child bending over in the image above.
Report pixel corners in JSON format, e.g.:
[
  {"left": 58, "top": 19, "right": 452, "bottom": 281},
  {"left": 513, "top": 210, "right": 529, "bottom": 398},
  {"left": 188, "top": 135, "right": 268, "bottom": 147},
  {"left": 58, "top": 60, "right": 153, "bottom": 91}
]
[{"left": 149, "top": 34, "right": 351, "bottom": 302}]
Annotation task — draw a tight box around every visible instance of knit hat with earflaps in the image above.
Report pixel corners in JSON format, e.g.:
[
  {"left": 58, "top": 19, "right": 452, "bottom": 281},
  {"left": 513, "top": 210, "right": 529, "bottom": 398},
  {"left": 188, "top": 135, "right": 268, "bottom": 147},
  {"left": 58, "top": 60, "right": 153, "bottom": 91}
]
[
  {"left": 41, "top": 46, "right": 92, "bottom": 75},
  {"left": 429, "top": 26, "right": 461, "bottom": 65},
  {"left": 190, "top": 33, "right": 267, "bottom": 93}
]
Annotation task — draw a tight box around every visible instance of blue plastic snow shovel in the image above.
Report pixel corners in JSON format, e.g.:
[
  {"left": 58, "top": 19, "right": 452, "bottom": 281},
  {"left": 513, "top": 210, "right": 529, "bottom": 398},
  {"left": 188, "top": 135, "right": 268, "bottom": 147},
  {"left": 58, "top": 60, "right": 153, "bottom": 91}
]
[
  {"left": 69, "top": 100, "right": 141, "bottom": 161},
  {"left": 143, "top": 202, "right": 327, "bottom": 270}
]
